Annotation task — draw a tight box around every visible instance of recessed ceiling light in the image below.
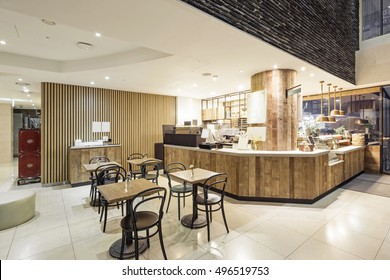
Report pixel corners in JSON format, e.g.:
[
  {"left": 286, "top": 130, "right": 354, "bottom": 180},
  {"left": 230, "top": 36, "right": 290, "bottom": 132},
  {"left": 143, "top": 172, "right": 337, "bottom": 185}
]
[
  {"left": 27, "top": 94, "right": 31, "bottom": 97},
  {"left": 300, "top": 67, "right": 306, "bottom": 71},
  {"left": 22, "top": 88, "right": 29, "bottom": 93},
  {"left": 177, "top": 88, "right": 182, "bottom": 92},
  {"left": 239, "top": 70, "right": 244, "bottom": 73},
  {"left": 310, "top": 73, "right": 314, "bottom": 77},
  {"left": 193, "top": 83, "right": 197, "bottom": 87},
  {"left": 0, "top": 40, "right": 6, "bottom": 45},
  {"left": 90, "top": 81, "right": 95, "bottom": 85},
  {"left": 273, "top": 64, "right": 278, "bottom": 69},
  {"left": 210, "top": 91, "right": 216, "bottom": 95},
  {"left": 237, "top": 85, "right": 244, "bottom": 90},
  {"left": 95, "top": 32, "right": 102, "bottom": 37},
  {"left": 76, "top": 42, "right": 94, "bottom": 50},
  {"left": 41, "top": 19, "right": 56, "bottom": 26},
  {"left": 105, "top": 76, "right": 110, "bottom": 80},
  {"left": 18, "top": 78, "right": 23, "bottom": 81}
]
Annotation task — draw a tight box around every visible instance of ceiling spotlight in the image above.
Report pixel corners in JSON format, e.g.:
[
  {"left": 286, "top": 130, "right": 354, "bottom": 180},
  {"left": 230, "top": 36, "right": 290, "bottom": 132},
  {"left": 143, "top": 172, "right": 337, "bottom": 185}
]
[
  {"left": 90, "top": 81, "right": 95, "bottom": 85},
  {"left": 0, "top": 40, "right": 6, "bottom": 45},
  {"left": 237, "top": 85, "right": 244, "bottom": 90},
  {"left": 22, "top": 88, "right": 29, "bottom": 93},
  {"left": 212, "top": 75, "right": 218, "bottom": 81},
  {"left": 76, "top": 42, "right": 94, "bottom": 50},
  {"left": 95, "top": 32, "right": 102, "bottom": 37},
  {"left": 300, "top": 67, "right": 306, "bottom": 71},
  {"left": 310, "top": 73, "right": 314, "bottom": 77},
  {"left": 41, "top": 19, "right": 56, "bottom": 26},
  {"left": 27, "top": 94, "right": 31, "bottom": 97},
  {"left": 193, "top": 83, "right": 197, "bottom": 87},
  {"left": 239, "top": 70, "right": 244, "bottom": 73},
  {"left": 273, "top": 64, "right": 278, "bottom": 69},
  {"left": 18, "top": 78, "right": 23, "bottom": 81},
  {"left": 105, "top": 76, "right": 110, "bottom": 80}
]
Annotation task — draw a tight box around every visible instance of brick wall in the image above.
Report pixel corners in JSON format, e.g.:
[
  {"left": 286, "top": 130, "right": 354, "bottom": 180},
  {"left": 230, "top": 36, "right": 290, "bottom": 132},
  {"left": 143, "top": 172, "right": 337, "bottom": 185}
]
[{"left": 181, "top": 0, "right": 359, "bottom": 84}]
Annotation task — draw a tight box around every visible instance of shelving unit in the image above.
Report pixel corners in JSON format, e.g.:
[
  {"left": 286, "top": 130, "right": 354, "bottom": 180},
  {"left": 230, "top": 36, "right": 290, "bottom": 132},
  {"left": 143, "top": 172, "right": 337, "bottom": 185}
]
[{"left": 201, "top": 90, "right": 249, "bottom": 130}]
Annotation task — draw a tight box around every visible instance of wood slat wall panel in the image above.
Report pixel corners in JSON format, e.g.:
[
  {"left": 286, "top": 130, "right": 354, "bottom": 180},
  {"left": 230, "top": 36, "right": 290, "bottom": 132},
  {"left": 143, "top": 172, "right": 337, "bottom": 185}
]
[{"left": 41, "top": 83, "right": 176, "bottom": 184}]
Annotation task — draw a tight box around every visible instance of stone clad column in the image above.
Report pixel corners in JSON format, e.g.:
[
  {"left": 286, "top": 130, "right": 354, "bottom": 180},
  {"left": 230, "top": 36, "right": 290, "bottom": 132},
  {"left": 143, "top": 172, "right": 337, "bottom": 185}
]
[{"left": 250, "top": 69, "right": 297, "bottom": 151}]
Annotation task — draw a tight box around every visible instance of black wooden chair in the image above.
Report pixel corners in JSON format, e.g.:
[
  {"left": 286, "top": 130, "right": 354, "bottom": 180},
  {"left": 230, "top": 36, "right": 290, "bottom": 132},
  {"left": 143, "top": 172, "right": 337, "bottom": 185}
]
[
  {"left": 120, "top": 186, "right": 167, "bottom": 260},
  {"left": 193, "top": 173, "right": 229, "bottom": 242},
  {"left": 89, "top": 156, "right": 110, "bottom": 206},
  {"left": 127, "top": 153, "right": 145, "bottom": 180},
  {"left": 140, "top": 159, "right": 160, "bottom": 185},
  {"left": 164, "top": 162, "right": 193, "bottom": 220},
  {"left": 96, "top": 164, "right": 127, "bottom": 232}
]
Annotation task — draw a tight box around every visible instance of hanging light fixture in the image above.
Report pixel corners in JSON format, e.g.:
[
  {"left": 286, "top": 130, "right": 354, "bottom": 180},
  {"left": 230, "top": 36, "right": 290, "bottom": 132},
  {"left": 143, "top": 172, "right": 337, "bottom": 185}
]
[
  {"left": 338, "top": 87, "right": 345, "bottom": 116},
  {"left": 316, "top": 81, "right": 329, "bottom": 122},
  {"left": 326, "top": 83, "right": 336, "bottom": 123},
  {"left": 331, "top": 85, "right": 340, "bottom": 116}
]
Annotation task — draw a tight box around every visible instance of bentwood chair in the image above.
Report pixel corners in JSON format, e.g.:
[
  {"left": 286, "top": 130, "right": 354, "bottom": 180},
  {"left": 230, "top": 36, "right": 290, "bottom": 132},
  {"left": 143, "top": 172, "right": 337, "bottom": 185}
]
[
  {"left": 96, "top": 164, "right": 127, "bottom": 232},
  {"left": 120, "top": 186, "right": 167, "bottom": 260},
  {"left": 127, "top": 153, "right": 145, "bottom": 180},
  {"left": 140, "top": 160, "right": 160, "bottom": 185},
  {"left": 193, "top": 173, "right": 229, "bottom": 242},
  {"left": 89, "top": 156, "right": 110, "bottom": 206},
  {"left": 164, "top": 162, "right": 193, "bottom": 220}
]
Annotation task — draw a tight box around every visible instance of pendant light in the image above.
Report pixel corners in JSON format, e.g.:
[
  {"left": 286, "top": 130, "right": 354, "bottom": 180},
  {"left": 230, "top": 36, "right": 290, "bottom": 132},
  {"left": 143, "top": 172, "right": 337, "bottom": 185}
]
[
  {"left": 331, "top": 85, "right": 340, "bottom": 116},
  {"left": 316, "top": 81, "right": 329, "bottom": 122},
  {"left": 327, "top": 83, "right": 336, "bottom": 123},
  {"left": 338, "top": 87, "right": 345, "bottom": 116}
]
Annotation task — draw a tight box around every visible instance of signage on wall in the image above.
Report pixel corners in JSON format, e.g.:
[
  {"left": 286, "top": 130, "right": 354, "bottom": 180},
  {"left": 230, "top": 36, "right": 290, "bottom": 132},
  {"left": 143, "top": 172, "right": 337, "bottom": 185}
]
[{"left": 286, "top": 84, "right": 301, "bottom": 98}]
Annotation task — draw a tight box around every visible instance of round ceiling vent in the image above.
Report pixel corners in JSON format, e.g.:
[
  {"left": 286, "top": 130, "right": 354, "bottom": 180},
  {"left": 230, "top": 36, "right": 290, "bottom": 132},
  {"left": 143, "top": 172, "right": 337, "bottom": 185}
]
[
  {"left": 41, "top": 19, "right": 56, "bottom": 26},
  {"left": 76, "top": 42, "right": 93, "bottom": 50}
]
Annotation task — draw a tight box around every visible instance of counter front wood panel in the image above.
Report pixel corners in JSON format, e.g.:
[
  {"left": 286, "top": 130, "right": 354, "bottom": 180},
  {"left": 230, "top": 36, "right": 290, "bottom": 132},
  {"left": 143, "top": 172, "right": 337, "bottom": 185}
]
[
  {"left": 164, "top": 145, "right": 364, "bottom": 202},
  {"left": 67, "top": 145, "right": 122, "bottom": 184},
  {"left": 364, "top": 145, "right": 380, "bottom": 174}
]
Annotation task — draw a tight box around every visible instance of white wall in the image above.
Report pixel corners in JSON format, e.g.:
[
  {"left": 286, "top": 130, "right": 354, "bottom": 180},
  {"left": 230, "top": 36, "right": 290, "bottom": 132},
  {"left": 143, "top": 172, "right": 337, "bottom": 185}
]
[
  {"left": 176, "top": 96, "right": 201, "bottom": 125},
  {"left": 0, "top": 103, "right": 13, "bottom": 163},
  {"left": 356, "top": 30, "right": 390, "bottom": 86}
]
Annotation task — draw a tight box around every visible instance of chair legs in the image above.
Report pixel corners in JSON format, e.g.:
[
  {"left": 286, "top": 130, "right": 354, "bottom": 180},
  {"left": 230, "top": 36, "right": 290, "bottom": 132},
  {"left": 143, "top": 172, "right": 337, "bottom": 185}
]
[
  {"left": 221, "top": 201, "right": 229, "bottom": 234},
  {"left": 158, "top": 223, "right": 168, "bottom": 260}
]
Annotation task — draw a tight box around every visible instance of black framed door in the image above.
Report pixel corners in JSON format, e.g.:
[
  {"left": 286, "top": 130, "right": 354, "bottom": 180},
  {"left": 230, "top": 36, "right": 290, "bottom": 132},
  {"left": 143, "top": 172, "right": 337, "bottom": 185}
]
[{"left": 382, "top": 87, "right": 390, "bottom": 174}]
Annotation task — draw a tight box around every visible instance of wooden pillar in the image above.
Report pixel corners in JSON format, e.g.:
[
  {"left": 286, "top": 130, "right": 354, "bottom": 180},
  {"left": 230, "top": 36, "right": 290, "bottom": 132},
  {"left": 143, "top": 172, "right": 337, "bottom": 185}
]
[{"left": 250, "top": 69, "right": 297, "bottom": 151}]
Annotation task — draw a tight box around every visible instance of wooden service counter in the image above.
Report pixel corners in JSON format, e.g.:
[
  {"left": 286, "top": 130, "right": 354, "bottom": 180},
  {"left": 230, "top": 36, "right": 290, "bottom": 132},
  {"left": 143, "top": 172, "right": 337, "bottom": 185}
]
[
  {"left": 164, "top": 145, "right": 364, "bottom": 203},
  {"left": 67, "top": 144, "right": 122, "bottom": 186}
]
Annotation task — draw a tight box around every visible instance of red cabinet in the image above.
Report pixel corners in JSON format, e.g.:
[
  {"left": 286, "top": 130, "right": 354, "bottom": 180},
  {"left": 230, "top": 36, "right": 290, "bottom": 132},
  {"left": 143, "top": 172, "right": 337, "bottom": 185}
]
[{"left": 18, "top": 129, "right": 41, "bottom": 181}]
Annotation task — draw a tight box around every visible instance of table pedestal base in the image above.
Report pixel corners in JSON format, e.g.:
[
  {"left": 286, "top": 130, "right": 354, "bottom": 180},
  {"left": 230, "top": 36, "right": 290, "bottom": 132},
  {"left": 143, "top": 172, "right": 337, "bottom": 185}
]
[
  {"left": 109, "top": 238, "right": 148, "bottom": 259},
  {"left": 181, "top": 214, "right": 207, "bottom": 228}
]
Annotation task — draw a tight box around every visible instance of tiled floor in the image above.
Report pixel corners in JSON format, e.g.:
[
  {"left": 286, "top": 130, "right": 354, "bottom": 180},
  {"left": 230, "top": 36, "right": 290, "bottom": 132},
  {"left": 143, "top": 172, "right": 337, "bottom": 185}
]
[{"left": 1, "top": 159, "right": 390, "bottom": 260}]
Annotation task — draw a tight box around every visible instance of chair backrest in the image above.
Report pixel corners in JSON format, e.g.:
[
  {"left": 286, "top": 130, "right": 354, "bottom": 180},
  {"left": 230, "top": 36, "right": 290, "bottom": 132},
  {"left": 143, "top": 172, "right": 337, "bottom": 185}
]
[
  {"left": 164, "top": 162, "right": 186, "bottom": 188},
  {"left": 89, "top": 156, "right": 110, "bottom": 164},
  {"left": 96, "top": 164, "right": 127, "bottom": 186},
  {"left": 140, "top": 160, "right": 160, "bottom": 179},
  {"left": 129, "top": 187, "right": 167, "bottom": 229},
  {"left": 202, "top": 173, "right": 228, "bottom": 201},
  {"left": 127, "top": 153, "right": 145, "bottom": 172}
]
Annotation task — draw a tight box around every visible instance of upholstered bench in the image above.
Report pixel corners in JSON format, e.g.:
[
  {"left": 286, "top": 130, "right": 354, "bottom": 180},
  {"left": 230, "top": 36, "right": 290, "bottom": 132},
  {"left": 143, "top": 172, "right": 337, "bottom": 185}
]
[{"left": 0, "top": 190, "right": 36, "bottom": 230}]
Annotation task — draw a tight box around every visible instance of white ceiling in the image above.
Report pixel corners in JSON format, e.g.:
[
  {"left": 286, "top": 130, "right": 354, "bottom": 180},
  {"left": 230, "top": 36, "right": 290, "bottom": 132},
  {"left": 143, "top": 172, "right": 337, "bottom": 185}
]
[{"left": 0, "top": 0, "right": 357, "bottom": 109}]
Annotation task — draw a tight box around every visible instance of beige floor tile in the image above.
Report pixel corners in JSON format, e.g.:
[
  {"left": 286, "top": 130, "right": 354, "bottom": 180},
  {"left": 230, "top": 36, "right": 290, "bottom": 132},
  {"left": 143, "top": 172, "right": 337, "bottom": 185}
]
[
  {"left": 7, "top": 225, "right": 72, "bottom": 259},
  {"left": 270, "top": 211, "right": 327, "bottom": 236},
  {"left": 22, "top": 244, "right": 76, "bottom": 260},
  {"left": 0, "top": 228, "right": 15, "bottom": 259},
  {"left": 328, "top": 212, "right": 390, "bottom": 240},
  {"left": 312, "top": 224, "right": 383, "bottom": 259},
  {"left": 375, "top": 240, "right": 390, "bottom": 260},
  {"left": 72, "top": 233, "right": 120, "bottom": 260},
  {"left": 288, "top": 238, "right": 362, "bottom": 260},
  {"left": 207, "top": 234, "right": 284, "bottom": 260},
  {"left": 244, "top": 220, "right": 310, "bottom": 257}
]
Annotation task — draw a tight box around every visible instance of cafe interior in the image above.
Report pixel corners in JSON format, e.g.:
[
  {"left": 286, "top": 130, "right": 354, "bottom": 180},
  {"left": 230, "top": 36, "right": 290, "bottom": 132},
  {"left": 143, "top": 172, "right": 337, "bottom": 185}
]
[{"left": 1, "top": 0, "right": 390, "bottom": 260}]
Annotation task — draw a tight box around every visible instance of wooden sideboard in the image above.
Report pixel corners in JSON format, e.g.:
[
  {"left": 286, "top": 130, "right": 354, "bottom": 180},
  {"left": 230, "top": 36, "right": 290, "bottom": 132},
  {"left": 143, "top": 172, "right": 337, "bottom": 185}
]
[
  {"left": 67, "top": 144, "right": 122, "bottom": 186},
  {"left": 164, "top": 145, "right": 364, "bottom": 203}
]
